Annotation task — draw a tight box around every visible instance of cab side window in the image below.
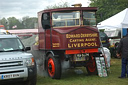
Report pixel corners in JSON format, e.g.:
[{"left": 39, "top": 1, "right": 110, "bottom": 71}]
[{"left": 42, "top": 13, "right": 50, "bottom": 29}]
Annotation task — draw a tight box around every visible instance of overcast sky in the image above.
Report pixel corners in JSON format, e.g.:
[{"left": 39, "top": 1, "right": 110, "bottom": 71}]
[{"left": 0, "top": 0, "right": 91, "bottom": 19}]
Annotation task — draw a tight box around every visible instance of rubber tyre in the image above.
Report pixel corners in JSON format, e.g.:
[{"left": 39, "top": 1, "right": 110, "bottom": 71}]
[
  {"left": 86, "top": 58, "right": 98, "bottom": 75},
  {"left": 46, "top": 53, "right": 61, "bottom": 79}
]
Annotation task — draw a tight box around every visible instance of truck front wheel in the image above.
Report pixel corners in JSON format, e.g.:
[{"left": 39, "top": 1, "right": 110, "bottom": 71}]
[
  {"left": 86, "top": 58, "right": 98, "bottom": 75},
  {"left": 46, "top": 53, "right": 61, "bottom": 79}
]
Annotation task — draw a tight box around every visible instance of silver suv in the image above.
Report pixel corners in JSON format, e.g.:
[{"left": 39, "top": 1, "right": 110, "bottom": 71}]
[{"left": 0, "top": 34, "right": 37, "bottom": 85}]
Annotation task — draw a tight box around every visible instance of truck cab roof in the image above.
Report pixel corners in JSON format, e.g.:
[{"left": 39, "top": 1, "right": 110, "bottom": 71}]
[{"left": 38, "top": 7, "right": 97, "bottom": 13}]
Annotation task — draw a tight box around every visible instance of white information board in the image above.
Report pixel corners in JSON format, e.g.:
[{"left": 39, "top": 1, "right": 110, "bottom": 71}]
[{"left": 95, "top": 57, "right": 108, "bottom": 77}]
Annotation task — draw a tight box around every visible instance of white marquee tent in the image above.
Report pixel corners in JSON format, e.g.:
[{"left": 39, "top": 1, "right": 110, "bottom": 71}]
[{"left": 97, "top": 8, "right": 128, "bottom": 29}]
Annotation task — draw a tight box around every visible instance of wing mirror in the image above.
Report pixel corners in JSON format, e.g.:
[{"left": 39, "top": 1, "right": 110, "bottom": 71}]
[{"left": 25, "top": 47, "right": 31, "bottom": 51}]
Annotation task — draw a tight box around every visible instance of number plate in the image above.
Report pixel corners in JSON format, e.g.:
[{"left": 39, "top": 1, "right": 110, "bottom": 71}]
[
  {"left": 101, "top": 40, "right": 106, "bottom": 43},
  {"left": 1, "top": 74, "right": 20, "bottom": 79},
  {"left": 74, "top": 54, "right": 86, "bottom": 61}
]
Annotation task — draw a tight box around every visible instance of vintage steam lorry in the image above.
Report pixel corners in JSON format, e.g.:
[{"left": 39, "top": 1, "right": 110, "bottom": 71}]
[{"left": 32, "top": 4, "right": 107, "bottom": 79}]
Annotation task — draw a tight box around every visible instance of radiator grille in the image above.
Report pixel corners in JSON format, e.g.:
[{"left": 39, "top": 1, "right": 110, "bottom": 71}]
[{"left": 0, "top": 60, "right": 23, "bottom": 68}]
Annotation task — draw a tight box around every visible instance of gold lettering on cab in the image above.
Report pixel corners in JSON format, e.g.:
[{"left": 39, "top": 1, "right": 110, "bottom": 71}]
[
  {"left": 52, "top": 43, "right": 60, "bottom": 47},
  {"left": 69, "top": 39, "right": 84, "bottom": 42},
  {"left": 66, "top": 33, "right": 99, "bottom": 48},
  {"left": 66, "top": 33, "right": 98, "bottom": 38},
  {"left": 68, "top": 42, "right": 98, "bottom": 48},
  {"left": 85, "top": 38, "right": 96, "bottom": 41}
]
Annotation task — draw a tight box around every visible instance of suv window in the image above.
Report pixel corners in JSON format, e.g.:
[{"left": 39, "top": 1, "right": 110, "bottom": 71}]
[
  {"left": 99, "top": 32, "right": 110, "bottom": 48},
  {"left": 100, "top": 32, "right": 108, "bottom": 38},
  {"left": 0, "top": 38, "right": 24, "bottom": 52}
]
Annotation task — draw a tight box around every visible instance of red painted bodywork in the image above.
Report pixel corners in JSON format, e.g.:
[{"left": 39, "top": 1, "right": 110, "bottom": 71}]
[
  {"left": 38, "top": 7, "right": 101, "bottom": 52},
  {"left": 51, "top": 26, "right": 100, "bottom": 50},
  {"left": 65, "top": 48, "right": 98, "bottom": 55}
]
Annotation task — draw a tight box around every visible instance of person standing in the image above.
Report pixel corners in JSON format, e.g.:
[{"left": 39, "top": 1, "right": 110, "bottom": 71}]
[{"left": 117, "top": 29, "right": 128, "bottom": 78}]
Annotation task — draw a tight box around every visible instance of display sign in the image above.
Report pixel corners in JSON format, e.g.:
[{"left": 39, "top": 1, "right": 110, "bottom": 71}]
[
  {"left": 66, "top": 33, "right": 99, "bottom": 48},
  {"left": 95, "top": 57, "right": 107, "bottom": 77}
]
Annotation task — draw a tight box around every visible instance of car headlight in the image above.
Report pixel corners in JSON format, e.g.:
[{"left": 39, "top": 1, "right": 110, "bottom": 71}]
[{"left": 25, "top": 57, "right": 35, "bottom": 66}]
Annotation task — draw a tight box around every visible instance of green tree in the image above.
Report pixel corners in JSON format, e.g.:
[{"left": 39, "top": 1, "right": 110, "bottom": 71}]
[
  {"left": 45, "top": 2, "right": 69, "bottom": 9},
  {"left": 22, "top": 16, "right": 38, "bottom": 29},
  {"left": 89, "top": 0, "right": 128, "bottom": 23},
  {"left": 0, "top": 18, "right": 8, "bottom": 29},
  {"left": 7, "top": 17, "right": 23, "bottom": 29},
  {"left": 0, "top": 16, "right": 38, "bottom": 29}
]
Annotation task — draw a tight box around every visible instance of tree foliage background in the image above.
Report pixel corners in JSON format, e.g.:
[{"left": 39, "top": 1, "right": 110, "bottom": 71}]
[
  {"left": 89, "top": 0, "right": 128, "bottom": 23},
  {"left": 1, "top": 0, "right": 128, "bottom": 29},
  {"left": 45, "top": 2, "right": 69, "bottom": 9},
  {"left": 0, "top": 2, "right": 69, "bottom": 30},
  {"left": 0, "top": 16, "right": 37, "bottom": 29}
]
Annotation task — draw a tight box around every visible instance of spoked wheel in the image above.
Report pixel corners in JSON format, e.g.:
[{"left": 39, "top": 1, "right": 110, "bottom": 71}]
[
  {"left": 48, "top": 58, "right": 55, "bottom": 77},
  {"left": 46, "top": 53, "right": 61, "bottom": 79},
  {"left": 86, "top": 56, "right": 97, "bottom": 75}
]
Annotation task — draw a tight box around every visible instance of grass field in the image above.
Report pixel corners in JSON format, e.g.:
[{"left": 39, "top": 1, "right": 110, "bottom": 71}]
[{"left": 37, "top": 58, "right": 128, "bottom": 85}]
